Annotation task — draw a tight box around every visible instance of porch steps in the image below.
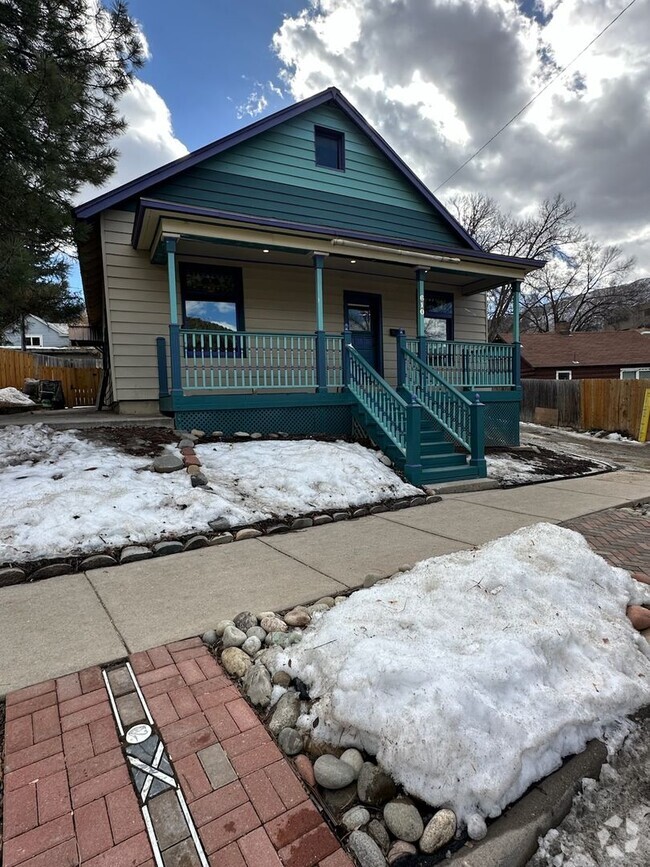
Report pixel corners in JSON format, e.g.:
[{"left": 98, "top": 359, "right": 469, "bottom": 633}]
[{"left": 353, "top": 407, "right": 481, "bottom": 486}]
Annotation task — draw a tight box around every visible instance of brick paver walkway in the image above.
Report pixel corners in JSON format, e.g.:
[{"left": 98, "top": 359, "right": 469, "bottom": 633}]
[
  {"left": 563, "top": 507, "right": 650, "bottom": 577},
  {"left": 2, "top": 638, "right": 352, "bottom": 867}
]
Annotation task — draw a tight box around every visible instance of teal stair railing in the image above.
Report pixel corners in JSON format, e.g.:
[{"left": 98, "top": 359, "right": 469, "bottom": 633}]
[
  {"left": 398, "top": 339, "right": 486, "bottom": 473},
  {"left": 345, "top": 343, "right": 421, "bottom": 478},
  {"left": 405, "top": 337, "right": 516, "bottom": 388}
]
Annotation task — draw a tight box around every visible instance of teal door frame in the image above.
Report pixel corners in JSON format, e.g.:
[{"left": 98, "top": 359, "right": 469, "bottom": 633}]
[{"left": 343, "top": 291, "right": 383, "bottom": 375}]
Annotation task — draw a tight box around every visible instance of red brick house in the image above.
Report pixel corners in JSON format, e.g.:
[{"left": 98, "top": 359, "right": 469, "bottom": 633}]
[{"left": 501, "top": 329, "right": 650, "bottom": 380}]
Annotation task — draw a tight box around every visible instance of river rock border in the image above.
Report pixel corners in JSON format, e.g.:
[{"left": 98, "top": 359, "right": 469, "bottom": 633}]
[
  {"left": 201, "top": 590, "right": 472, "bottom": 867},
  {"left": 0, "top": 424, "right": 440, "bottom": 588}
]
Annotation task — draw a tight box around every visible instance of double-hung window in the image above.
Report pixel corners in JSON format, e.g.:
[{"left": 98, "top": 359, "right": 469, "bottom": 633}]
[{"left": 180, "top": 263, "right": 244, "bottom": 356}]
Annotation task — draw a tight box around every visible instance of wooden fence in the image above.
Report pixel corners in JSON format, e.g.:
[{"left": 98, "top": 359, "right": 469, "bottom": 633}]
[
  {"left": 0, "top": 348, "right": 101, "bottom": 407},
  {"left": 522, "top": 378, "right": 650, "bottom": 439}
]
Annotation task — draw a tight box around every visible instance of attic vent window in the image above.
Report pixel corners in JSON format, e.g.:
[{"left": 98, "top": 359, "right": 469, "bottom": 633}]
[{"left": 315, "top": 126, "right": 345, "bottom": 170}]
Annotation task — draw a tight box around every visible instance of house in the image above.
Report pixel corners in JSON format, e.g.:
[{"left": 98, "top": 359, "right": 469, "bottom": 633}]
[
  {"left": 504, "top": 328, "right": 650, "bottom": 380},
  {"left": 2, "top": 316, "right": 70, "bottom": 349},
  {"left": 74, "top": 88, "right": 544, "bottom": 485}
]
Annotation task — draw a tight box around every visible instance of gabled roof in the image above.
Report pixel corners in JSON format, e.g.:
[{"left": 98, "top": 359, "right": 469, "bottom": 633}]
[
  {"left": 75, "top": 87, "right": 480, "bottom": 250},
  {"left": 503, "top": 330, "right": 650, "bottom": 367}
]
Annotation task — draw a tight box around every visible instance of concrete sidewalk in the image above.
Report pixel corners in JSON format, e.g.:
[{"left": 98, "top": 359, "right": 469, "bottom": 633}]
[{"left": 2, "top": 470, "right": 649, "bottom": 696}]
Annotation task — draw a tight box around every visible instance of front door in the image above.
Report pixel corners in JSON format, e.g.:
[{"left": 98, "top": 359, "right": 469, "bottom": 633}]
[{"left": 344, "top": 292, "right": 383, "bottom": 374}]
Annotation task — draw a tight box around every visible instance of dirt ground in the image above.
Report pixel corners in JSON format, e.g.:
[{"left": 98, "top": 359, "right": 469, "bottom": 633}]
[
  {"left": 77, "top": 425, "right": 178, "bottom": 457},
  {"left": 521, "top": 424, "right": 650, "bottom": 472}
]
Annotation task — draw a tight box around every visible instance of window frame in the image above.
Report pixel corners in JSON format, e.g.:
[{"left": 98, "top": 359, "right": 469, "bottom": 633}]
[
  {"left": 620, "top": 367, "right": 650, "bottom": 380},
  {"left": 24, "top": 335, "right": 43, "bottom": 347},
  {"left": 556, "top": 370, "right": 573, "bottom": 380},
  {"left": 314, "top": 125, "right": 346, "bottom": 171},
  {"left": 423, "top": 290, "right": 454, "bottom": 342},
  {"left": 179, "top": 262, "right": 245, "bottom": 357}
]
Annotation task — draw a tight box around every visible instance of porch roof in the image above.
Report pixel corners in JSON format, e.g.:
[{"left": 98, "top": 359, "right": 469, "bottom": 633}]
[{"left": 139, "top": 201, "right": 544, "bottom": 296}]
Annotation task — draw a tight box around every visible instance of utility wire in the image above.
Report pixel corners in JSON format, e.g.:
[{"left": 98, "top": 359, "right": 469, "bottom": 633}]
[{"left": 433, "top": 0, "right": 639, "bottom": 193}]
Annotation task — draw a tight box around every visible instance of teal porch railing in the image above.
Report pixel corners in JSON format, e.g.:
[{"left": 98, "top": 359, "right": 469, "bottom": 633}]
[
  {"left": 405, "top": 337, "right": 516, "bottom": 388},
  {"left": 345, "top": 343, "right": 421, "bottom": 476},
  {"left": 170, "top": 328, "right": 344, "bottom": 392},
  {"left": 399, "top": 340, "right": 485, "bottom": 472}
]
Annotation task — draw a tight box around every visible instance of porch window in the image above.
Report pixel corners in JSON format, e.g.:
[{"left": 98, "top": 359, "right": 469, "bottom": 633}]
[
  {"left": 314, "top": 126, "right": 345, "bottom": 170},
  {"left": 424, "top": 291, "right": 454, "bottom": 340},
  {"left": 180, "top": 263, "right": 244, "bottom": 356}
]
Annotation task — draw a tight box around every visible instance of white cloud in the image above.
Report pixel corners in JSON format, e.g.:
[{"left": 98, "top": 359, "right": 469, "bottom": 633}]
[{"left": 271, "top": 0, "right": 650, "bottom": 273}]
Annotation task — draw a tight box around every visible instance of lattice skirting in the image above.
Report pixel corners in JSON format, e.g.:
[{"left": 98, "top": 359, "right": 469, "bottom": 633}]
[
  {"left": 174, "top": 404, "right": 353, "bottom": 437},
  {"left": 483, "top": 399, "right": 521, "bottom": 447}
]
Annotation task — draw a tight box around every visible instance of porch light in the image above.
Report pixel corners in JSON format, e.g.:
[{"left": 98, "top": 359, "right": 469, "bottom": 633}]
[
  {"left": 350, "top": 259, "right": 356, "bottom": 264},
  {"left": 262, "top": 248, "right": 270, "bottom": 253}
]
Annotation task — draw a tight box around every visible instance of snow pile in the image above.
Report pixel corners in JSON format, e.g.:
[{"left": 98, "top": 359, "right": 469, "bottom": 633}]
[
  {"left": 0, "top": 426, "right": 417, "bottom": 562},
  {"left": 0, "top": 387, "right": 35, "bottom": 408},
  {"left": 532, "top": 716, "right": 650, "bottom": 866},
  {"left": 195, "top": 440, "right": 418, "bottom": 514},
  {"left": 278, "top": 524, "right": 650, "bottom": 824}
]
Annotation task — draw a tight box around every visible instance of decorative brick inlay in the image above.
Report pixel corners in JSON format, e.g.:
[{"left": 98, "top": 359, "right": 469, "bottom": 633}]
[
  {"left": 563, "top": 507, "right": 650, "bottom": 577},
  {"left": 2, "top": 639, "right": 349, "bottom": 867}
]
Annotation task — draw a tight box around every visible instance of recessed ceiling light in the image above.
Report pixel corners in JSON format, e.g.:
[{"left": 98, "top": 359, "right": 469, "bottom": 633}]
[
  {"left": 262, "top": 248, "right": 270, "bottom": 253},
  {"left": 350, "top": 259, "right": 356, "bottom": 264}
]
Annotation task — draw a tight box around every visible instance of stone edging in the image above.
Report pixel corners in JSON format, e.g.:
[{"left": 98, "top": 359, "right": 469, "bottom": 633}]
[{"left": 0, "top": 424, "right": 439, "bottom": 589}]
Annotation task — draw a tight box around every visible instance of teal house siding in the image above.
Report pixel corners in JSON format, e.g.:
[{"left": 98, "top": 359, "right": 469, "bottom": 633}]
[{"left": 148, "top": 104, "right": 470, "bottom": 249}]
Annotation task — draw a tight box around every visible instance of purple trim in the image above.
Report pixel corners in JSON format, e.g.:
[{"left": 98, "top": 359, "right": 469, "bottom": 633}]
[
  {"left": 74, "top": 87, "right": 477, "bottom": 250},
  {"left": 134, "top": 198, "right": 546, "bottom": 270}
]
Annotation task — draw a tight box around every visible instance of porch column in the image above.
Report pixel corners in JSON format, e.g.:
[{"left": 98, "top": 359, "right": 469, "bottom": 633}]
[
  {"left": 415, "top": 267, "right": 428, "bottom": 362},
  {"left": 166, "top": 235, "right": 182, "bottom": 395},
  {"left": 512, "top": 279, "right": 521, "bottom": 387},
  {"left": 313, "top": 253, "right": 328, "bottom": 392}
]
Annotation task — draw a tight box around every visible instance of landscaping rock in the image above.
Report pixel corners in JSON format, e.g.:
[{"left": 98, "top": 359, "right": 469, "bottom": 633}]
[
  {"left": 184, "top": 535, "right": 208, "bottom": 550},
  {"left": 153, "top": 454, "right": 184, "bottom": 473},
  {"left": 341, "top": 806, "right": 370, "bottom": 832},
  {"left": 419, "top": 808, "right": 457, "bottom": 853},
  {"left": 266, "top": 523, "right": 289, "bottom": 535},
  {"left": 210, "top": 533, "right": 233, "bottom": 545},
  {"left": 222, "top": 624, "right": 247, "bottom": 648},
  {"left": 119, "top": 546, "right": 152, "bottom": 565},
  {"left": 410, "top": 496, "right": 426, "bottom": 506},
  {"left": 466, "top": 812, "right": 487, "bottom": 841},
  {"left": 265, "top": 631, "right": 301, "bottom": 649},
  {"left": 340, "top": 748, "right": 364, "bottom": 778},
  {"left": 260, "top": 615, "right": 288, "bottom": 633},
  {"left": 190, "top": 429, "right": 205, "bottom": 438},
  {"left": 178, "top": 438, "right": 196, "bottom": 448},
  {"left": 315, "top": 596, "right": 335, "bottom": 608},
  {"left": 269, "top": 691, "right": 301, "bottom": 734},
  {"left": 332, "top": 511, "right": 349, "bottom": 521},
  {"left": 284, "top": 606, "right": 311, "bottom": 628},
  {"left": 208, "top": 517, "right": 230, "bottom": 532},
  {"left": 353, "top": 507, "right": 369, "bottom": 518},
  {"left": 379, "top": 455, "right": 392, "bottom": 466},
  {"left": 387, "top": 841, "right": 416, "bottom": 864},
  {"left": 272, "top": 671, "right": 292, "bottom": 687},
  {"left": 357, "top": 762, "right": 397, "bottom": 807},
  {"left": 320, "top": 782, "right": 357, "bottom": 818},
  {"left": 233, "top": 611, "right": 258, "bottom": 631},
  {"left": 201, "top": 629, "right": 218, "bottom": 646},
  {"left": 242, "top": 664, "right": 272, "bottom": 707},
  {"left": 250, "top": 432, "right": 263, "bottom": 439},
  {"left": 211, "top": 430, "right": 224, "bottom": 437},
  {"left": 348, "top": 830, "right": 388, "bottom": 867},
  {"left": 184, "top": 455, "right": 201, "bottom": 467},
  {"left": 233, "top": 431, "right": 250, "bottom": 439},
  {"left": 220, "top": 647, "right": 252, "bottom": 678},
  {"left": 235, "top": 528, "right": 262, "bottom": 541},
  {"left": 384, "top": 798, "right": 423, "bottom": 843},
  {"left": 294, "top": 754, "right": 315, "bottom": 787},
  {"left": 0, "top": 566, "right": 27, "bottom": 586},
  {"left": 216, "top": 619, "right": 235, "bottom": 637},
  {"left": 314, "top": 755, "right": 357, "bottom": 789},
  {"left": 291, "top": 517, "right": 313, "bottom": 530},
  {"left": 398, "top": 564, "right": 413, "bottom": 573},
  {"left": 426, "top": 495, "right": 442, "bottom": 504},
  {"left": 368, "top": 819, "right": 390, "bottom": 853},
  {"left": 190, "top": 472, "right": 208, "bottom": 487},
  {"left": 313, "top": 514, "right": 333, "bottom": 525},
  {"left": 307, "top": 603, "right": 330, "bottom": 615},
  {"left": 334, "top": 596, "right": 347, "bottom": 605},
  {"left": 241, "top": 636, "right": 262, "bottom": 656},
  {"left": 363, "top": 573, "right": 383, "bottom": 588},
  {"left": 278, "top": 727, "right": 303, "bottom": 755},
  {"left": 187, "top": 464, "right": 201, "bottom": 476},
  {"left": 80, "top": 554, "right": 118, "bottom": 570},
  {"left": 246, "top": 626, "right": 267, "bottom": 642},
  {"left": 150, "top": 541, "right": 183, "bottom": 557},
  {"left": 369, "top": 504, "right": 388, "bottom": 514}
]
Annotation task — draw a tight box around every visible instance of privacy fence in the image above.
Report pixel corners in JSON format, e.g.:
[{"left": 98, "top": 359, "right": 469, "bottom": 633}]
[
  {"left": 0, "top": 347, "right": 101, "bottom": 407},
  {"left": 522, "top": 378, "right": 650, "bottom": 440}
]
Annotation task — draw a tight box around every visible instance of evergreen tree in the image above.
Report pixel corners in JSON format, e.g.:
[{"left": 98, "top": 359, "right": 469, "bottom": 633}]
[{"left": 0, "top": 0, "right": 144, "bottom": 337}]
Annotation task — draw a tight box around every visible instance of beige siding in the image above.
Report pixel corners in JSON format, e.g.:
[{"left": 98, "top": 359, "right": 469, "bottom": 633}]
[{"left": 101, "top": 209, "right": 487, "bottom": 402}]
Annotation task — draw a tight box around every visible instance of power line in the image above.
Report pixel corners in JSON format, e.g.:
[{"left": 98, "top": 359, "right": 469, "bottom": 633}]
[{"left": 433, "top": 0, "right": 639, "bottom": 193}]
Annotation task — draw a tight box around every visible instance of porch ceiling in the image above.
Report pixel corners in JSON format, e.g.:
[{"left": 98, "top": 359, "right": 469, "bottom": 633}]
[{"left": 138, "top": 202, "right": 543, "bottom": 294}]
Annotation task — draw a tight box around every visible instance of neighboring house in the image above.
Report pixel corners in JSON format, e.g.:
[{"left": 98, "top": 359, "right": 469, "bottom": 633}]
[
  {"left": 502, "top": 329, "right": 650, "bottom": 380},
  {"left": 2, "top": 316, "right": 70, "bottom": 349},
  {"left": 74, "top": 88, "right": 544, "bottom": 485}
]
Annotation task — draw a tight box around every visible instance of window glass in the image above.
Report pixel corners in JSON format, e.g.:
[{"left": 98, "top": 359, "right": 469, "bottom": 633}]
[
  {"left": 180, "top": 264, "right": 243, "bottom": 333},
  {"left": 424, "top": 291, "right": 453, "bottom": 340},
  {"left": 315, "top": 127, "right": 344, "bottom": 170},
  {"left": 556, "top": 371, "right": 572, "bottom": 380},
  {"left": 25, "top": 336, "right": 42, "bottom": 347},
  {"left": 348, "top": 304, "right": 372, "bottom": 332}
]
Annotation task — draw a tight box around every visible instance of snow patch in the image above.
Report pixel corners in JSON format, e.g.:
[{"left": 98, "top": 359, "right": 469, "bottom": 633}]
[
  {"left": 0, "top": 387, "right": 35, "bottom": 408},
  {"left": 278, "top": 524, "right": 650, "bottom": 824}
]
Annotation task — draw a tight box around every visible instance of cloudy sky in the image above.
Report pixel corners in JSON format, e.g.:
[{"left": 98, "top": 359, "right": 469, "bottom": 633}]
[{"left": 76, "top": 0, "right": 649, "bottom": 286}]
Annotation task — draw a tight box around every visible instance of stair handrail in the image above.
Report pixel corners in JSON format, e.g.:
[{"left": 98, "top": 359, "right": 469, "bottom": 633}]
[{"left": 401, "top": 346, "right": 485, "bottom": 472}]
